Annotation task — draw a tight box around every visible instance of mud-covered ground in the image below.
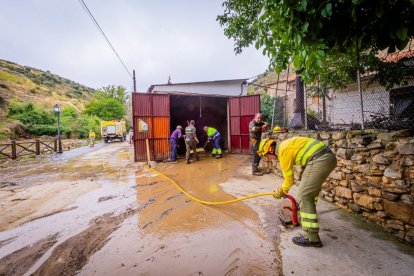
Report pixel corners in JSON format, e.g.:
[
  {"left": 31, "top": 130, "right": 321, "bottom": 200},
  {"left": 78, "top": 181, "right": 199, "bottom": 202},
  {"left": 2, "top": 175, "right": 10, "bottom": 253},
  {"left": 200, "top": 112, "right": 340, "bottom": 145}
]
[{"left": 0, "top": 142, "right": 285, "bottom": 275}]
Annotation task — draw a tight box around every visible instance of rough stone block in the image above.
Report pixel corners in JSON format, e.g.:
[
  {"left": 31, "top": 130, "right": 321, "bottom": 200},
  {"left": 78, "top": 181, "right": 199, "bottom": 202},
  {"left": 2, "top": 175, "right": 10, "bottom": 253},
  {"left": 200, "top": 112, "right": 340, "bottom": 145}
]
[
  {"left": 350, "top": 181, "right": 363, "bottom": 192},
  {"left": 338, "top": 180, "right": 348, "bottom": 187},
  {"left": 332, "top": 132, "right": 346, "bottom": 140},
  {"left": 384, "top": 166, "right": 403, "bottom": 179},
  {"left": 367, "top": 166, "right": 384, "bottom": 176},
  {"left": 339, "top": 159, "right": 354, "bottom": 167},
  {"left": 367, "top": 142, "right": 384, "bottom": 150},
  {"left": 365, "top": 176, "right": 383, "bottom": 186},
  {"left": 382, "top": 192, "right": 400, "bottom": 201},
  {"left": 406, "top": 228, "right": 414, "bottom": 244},
  {"left": 335, "top": 186, "right": 353, "bottom": 199},
  {"left": 384, "top": 200, "right": 414, "bottom": 225},
  {"left": 341, "top": 168, "right": 352, "bottom": 174},
  {"left": 349, "top": 203, "right": 362, "bottom": 213},
  {"left": 386, "top": 219, "right": 405, "bottom": 231},
  {"left": 401, "top": 195, "right": 414, "bottom": 205},
  {"left": 346, "top": 174, "right": 356, "bottom": 180},
  {"left": 397, "top": 142, "right": 414, "bottom": 155},
  {"left": 367, "top": 187, "right": 382, "bottom": 197},
  {"left": 403, "top": 155, "right": 414, "bottom": 166},
  {"left": 351, "top": 153, "right": 366, "bottom": 164},
  {"left": 353, "top": 193, "right": 375, "bottom": 210},
  {"left": 319, "top": 132, "right": 331, "bottom": 140},
  {"left": 382, "top": 176, "right": 391, "bottom": 184},
  {"left": 377, "top": 211, "right": 387, "bottom": 218},
  {"left": 354, "top": 164, "right": 370, "bottom": 173},
  {"left": 372, "top": 153, "right": 391, "bottom": 165},
  {"left": 336, "top": 148, "right": 353, "bottom": 160},
  {"left": 323, "top": 196, "right": 335, "bottom": 203},
  {"left": 374, "top": 202, "right": 384, "bottom": 211},
  {"left": 382, "top": 186, "right": 410, "bottom": 194},
  {"left": 383, "top": 150, "right": 397, "bottom": 159},
  {"left": 329, "top": 171, "right": 343, "bottom": 180}
]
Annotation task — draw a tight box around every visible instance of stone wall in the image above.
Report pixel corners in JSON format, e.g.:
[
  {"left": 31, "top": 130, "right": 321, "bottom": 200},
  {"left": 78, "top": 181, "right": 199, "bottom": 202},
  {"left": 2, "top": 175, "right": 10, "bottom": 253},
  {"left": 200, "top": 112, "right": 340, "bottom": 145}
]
[{"left": 261, "top": 129, "right": 414, "bottom": 244}]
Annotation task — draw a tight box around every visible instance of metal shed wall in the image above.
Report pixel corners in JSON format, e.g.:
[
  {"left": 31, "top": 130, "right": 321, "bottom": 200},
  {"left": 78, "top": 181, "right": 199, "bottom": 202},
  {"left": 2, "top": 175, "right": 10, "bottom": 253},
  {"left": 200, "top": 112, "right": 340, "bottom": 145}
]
[
  {"left": 229, "top": 95, "right": 260, "bottom": 154},
  {"left": 132, "top": 93, "right": 170, "bottom": 161}
]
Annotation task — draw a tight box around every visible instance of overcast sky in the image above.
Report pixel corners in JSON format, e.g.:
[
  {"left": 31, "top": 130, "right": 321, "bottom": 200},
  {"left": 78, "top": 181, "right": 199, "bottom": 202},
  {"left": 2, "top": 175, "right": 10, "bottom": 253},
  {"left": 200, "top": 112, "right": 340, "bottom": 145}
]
[{"left": 0, "top": 0, "right": 269, "bottom": 92}]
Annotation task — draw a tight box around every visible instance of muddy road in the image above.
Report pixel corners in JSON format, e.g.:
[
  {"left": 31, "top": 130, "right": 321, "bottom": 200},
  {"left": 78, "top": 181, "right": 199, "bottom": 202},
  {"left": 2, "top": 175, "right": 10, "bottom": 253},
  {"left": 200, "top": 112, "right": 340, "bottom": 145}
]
[{"left": 0, "top": 142, "right": 284, "bottom": 275}]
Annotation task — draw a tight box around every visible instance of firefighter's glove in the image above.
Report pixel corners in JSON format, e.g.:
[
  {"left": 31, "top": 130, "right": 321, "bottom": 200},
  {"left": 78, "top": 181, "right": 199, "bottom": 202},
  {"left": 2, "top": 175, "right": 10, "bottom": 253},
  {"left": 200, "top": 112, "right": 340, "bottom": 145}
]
[{"left": 273, "top": 187, "right": 285, "bottom": 199}]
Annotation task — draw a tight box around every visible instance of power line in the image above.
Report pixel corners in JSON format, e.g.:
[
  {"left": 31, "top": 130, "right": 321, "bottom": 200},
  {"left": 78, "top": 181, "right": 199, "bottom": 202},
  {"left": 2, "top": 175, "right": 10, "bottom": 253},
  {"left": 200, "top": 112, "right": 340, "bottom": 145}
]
[{"left": 78, "top": 0, "right": 133, "bottom": 79}]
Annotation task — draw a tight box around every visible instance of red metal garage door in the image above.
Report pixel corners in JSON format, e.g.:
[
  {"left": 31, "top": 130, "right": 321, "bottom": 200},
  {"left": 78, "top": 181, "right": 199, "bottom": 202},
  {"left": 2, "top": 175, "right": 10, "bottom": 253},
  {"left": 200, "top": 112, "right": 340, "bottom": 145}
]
[
  {"left": 132, "top": 93, "right": 170, "bottom": 161},
  {"left": 229, "top": 95, "right": 260, "bottom": 154}
]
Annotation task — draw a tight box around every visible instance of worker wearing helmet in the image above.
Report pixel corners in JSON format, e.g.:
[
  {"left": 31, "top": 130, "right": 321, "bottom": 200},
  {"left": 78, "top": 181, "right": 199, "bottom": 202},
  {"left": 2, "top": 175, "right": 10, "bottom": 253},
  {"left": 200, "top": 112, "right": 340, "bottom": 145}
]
[
  {"left": 203, "top": 126, "right": 222, "bottom": 159},
  {"left": 269, "top": 136, "right": 337, "bottom": 247}
]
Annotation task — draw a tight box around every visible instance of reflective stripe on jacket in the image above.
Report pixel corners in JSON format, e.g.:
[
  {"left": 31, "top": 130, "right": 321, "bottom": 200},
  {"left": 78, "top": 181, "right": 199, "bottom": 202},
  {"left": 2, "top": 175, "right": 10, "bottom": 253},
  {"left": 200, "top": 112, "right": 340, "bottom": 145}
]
[{"left": 277, "top": 137, "right": 325, "bottom": 194}]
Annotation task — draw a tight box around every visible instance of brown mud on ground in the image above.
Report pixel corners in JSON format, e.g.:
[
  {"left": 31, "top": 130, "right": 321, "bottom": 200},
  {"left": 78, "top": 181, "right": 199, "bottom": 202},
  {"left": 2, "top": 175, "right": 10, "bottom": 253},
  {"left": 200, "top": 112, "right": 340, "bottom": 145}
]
[
  {"left": 0, "top": 143, "right": 282, "bottom": 275},
  {"left": 80, "top": 155, "right": 281, "bottom": 275},
  {"left": 0, "top": 233, "right": 58, "bottom": 275}
]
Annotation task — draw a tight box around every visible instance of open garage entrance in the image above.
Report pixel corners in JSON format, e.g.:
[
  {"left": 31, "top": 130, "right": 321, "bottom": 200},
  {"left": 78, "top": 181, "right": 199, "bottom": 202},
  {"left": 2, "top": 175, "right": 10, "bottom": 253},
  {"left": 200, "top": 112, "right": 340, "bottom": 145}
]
[
  {"left": 132, "top": 92, "right": 260, "bottom": 161},
  {"left": 170, "top": 95, "right": 228, "bottom": 155}
]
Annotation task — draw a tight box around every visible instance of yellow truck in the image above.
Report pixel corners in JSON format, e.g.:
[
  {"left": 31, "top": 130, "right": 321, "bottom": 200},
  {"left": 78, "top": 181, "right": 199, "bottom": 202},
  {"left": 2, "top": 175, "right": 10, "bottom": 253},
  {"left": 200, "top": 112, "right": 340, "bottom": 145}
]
[{"left": 101, "top": 120, "right": 126, "bottom": 143}]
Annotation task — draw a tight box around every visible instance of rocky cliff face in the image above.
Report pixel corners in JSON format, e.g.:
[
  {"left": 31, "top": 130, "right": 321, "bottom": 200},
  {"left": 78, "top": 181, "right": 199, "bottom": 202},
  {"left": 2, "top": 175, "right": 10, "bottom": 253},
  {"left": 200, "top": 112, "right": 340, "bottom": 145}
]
[{"left": 261, "top": 129, "right": 414, "bottom": 244}]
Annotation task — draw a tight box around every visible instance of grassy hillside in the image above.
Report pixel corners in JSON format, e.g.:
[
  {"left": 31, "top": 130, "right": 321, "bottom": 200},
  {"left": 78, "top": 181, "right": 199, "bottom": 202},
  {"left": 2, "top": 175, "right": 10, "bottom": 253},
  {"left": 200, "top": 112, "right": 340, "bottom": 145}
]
[{"left": 0, "top": 59, "right": 96, "bottom": 139}]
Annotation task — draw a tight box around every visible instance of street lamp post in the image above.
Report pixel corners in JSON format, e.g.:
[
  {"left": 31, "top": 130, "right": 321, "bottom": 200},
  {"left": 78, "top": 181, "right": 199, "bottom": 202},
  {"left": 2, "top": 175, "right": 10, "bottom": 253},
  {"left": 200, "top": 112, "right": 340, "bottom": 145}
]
[{"left": 53, "top": 104, "right": 63, "bottom": 153}]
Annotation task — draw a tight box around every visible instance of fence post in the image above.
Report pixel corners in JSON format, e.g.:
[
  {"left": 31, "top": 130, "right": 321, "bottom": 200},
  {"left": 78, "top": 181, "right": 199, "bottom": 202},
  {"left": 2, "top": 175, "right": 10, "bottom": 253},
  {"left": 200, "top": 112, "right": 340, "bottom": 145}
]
[
  {"left": 11, "top": 140, "right": 17, "bottom": 160},
  {"left": 36, "top": 139, "right": 40, "bottom": 155},
  {"left": 54, "top": 139, "right": 57, "bottom": 152}
]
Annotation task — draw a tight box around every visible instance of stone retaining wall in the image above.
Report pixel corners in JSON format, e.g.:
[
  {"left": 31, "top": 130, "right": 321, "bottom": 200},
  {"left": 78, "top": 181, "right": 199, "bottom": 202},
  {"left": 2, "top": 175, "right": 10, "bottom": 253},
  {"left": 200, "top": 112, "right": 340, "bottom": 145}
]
[{"left": 260, "top": 129, "right": 414, "bottom": 244}]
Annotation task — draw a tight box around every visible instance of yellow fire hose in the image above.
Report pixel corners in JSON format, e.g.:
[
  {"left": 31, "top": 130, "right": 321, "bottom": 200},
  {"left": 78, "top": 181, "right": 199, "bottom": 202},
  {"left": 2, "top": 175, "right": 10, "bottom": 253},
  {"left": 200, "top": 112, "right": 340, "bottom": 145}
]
[{"left": 144, "top": 164, "right": 274, "bottom": 205}]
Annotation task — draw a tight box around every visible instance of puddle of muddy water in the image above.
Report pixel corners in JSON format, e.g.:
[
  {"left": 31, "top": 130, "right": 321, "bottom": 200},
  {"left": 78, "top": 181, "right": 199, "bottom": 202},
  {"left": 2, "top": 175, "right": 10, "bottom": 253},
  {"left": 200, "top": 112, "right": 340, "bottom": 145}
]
[
  {"left": 80, "top": 213, "right": 277, "bottom": 275},
  {"left": 1, "top": 147, "right": 280, "bottom": 275},
  {"left": 0, "top": 173, "right": 138, "bottom": 274}
]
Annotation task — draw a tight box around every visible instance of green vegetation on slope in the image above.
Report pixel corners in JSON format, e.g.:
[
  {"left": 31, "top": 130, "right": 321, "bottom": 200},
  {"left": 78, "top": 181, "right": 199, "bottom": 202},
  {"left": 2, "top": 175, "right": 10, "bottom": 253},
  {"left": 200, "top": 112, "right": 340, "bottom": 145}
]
[{"left": 0, "top": 60, "right": 128, "bottom": 140}]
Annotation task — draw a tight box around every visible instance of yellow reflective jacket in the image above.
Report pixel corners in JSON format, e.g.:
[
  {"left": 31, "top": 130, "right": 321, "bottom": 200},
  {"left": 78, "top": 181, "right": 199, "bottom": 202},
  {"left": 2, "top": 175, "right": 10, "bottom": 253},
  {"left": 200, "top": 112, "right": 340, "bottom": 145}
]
[
  {"left": 277, "top": 137, "right": 325, "bottom": 194},
  {"left": 89, "top": 131, "right": 96, "bottom": 138}
]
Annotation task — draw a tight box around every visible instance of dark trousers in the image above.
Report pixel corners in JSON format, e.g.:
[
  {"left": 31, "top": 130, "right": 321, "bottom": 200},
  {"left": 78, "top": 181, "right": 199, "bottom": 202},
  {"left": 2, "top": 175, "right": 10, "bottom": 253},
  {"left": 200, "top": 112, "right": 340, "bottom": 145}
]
[
  {"left": 170, "top": 138, "right": 177, "bottom": 161},
  {"left": 251, "top": 139, "right": 261, "bottom": 172},
  {"left": 185, "top": 139, "right": 198, "bottom": 161}
]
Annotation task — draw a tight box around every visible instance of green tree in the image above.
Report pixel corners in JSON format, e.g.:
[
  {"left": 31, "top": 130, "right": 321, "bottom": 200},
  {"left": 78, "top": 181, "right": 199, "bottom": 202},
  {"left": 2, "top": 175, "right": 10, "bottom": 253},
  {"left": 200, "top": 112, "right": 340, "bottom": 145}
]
[
  {"left": 260, "top": 92, "right": 274, "bottom": 124},
  {"left": 84, "top": 97, "right": 126, "bottom": 121},
  {"left": 217, "top": 0, "right": 414, "bottom": 86},
  {"left": 98, "top": 85, "right": 128, "bottom": 103}
]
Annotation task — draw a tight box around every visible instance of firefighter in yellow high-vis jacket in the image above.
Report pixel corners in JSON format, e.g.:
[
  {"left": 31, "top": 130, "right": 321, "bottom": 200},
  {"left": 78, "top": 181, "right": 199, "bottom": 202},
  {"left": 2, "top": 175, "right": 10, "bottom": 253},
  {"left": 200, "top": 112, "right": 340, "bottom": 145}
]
[{"left": 268, "top": 136, "right": 337, "bottom": 248}]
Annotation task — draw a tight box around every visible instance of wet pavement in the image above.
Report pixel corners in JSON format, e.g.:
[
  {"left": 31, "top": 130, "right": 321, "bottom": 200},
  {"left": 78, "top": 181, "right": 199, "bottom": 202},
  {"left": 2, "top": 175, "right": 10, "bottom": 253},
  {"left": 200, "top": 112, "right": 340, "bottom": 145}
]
[
  {"left": 1, "top": 142, "right": 413, "bottom": 275},
  {"left": 0, "top": 142, "right": 280, "bottom": 275}
]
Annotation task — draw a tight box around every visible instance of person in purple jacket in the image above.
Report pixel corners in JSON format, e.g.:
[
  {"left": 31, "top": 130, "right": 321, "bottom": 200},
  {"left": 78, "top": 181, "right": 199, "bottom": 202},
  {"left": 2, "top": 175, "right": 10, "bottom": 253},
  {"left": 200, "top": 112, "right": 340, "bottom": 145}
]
[{"left": 169, "top": 125, "right": 183, "bottom": 162}]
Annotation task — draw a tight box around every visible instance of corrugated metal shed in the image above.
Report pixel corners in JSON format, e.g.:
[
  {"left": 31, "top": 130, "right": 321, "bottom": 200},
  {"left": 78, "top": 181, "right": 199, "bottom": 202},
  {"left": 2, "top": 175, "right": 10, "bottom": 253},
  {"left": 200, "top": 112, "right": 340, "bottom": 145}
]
[{"left": 132, "top": 79, "right": 260, "bottom": 162}]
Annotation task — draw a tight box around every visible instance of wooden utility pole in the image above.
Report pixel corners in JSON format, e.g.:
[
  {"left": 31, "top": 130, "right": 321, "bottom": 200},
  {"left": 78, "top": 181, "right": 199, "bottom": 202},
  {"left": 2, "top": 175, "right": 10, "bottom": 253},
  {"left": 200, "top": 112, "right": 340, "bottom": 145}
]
[{"left": 133, "top": 69, "right": 137, "bottom": 93}]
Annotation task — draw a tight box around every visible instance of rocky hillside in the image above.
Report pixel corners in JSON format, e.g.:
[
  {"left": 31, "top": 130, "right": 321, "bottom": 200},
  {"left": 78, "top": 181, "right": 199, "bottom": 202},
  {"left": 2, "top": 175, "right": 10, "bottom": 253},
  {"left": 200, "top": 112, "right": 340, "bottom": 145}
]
[{"left": 0, "top": 59, "right": 96, "bottom": 138}]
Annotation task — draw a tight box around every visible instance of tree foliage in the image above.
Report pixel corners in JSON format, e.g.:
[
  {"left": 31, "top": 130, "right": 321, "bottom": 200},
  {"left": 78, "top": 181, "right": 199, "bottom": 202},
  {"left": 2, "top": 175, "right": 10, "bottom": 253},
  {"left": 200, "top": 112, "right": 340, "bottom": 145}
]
[
  {"left": 218, "top": 0, "right": 414, "bottom": 87},
  {"left": 97, "top": 85, "right": 128, "bottom": 103},
  {"left": 84, "top": 96, "right": 126, "bottom": 121}
]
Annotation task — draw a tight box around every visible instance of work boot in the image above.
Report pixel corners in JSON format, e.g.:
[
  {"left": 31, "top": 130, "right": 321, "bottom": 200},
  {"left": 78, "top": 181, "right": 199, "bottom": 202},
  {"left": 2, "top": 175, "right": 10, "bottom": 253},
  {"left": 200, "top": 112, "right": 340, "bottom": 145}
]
[
  {"left": 196, "top": 157, "right": 200, "bottom": 161},
  {"left": 292, "top": 236, "right": 322, "bottom": 248},
  {"left": 186, "top": 160, "right": 191, "bottom": 164},
  {"left": 215, "top": 154, "right": 222, "bottom": 159},
  {"left": 252, "top": 171, "right": 263, "bottom": 176},
  {"left": 210, "top": 154, "right": 216, "bottom": 157}
]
